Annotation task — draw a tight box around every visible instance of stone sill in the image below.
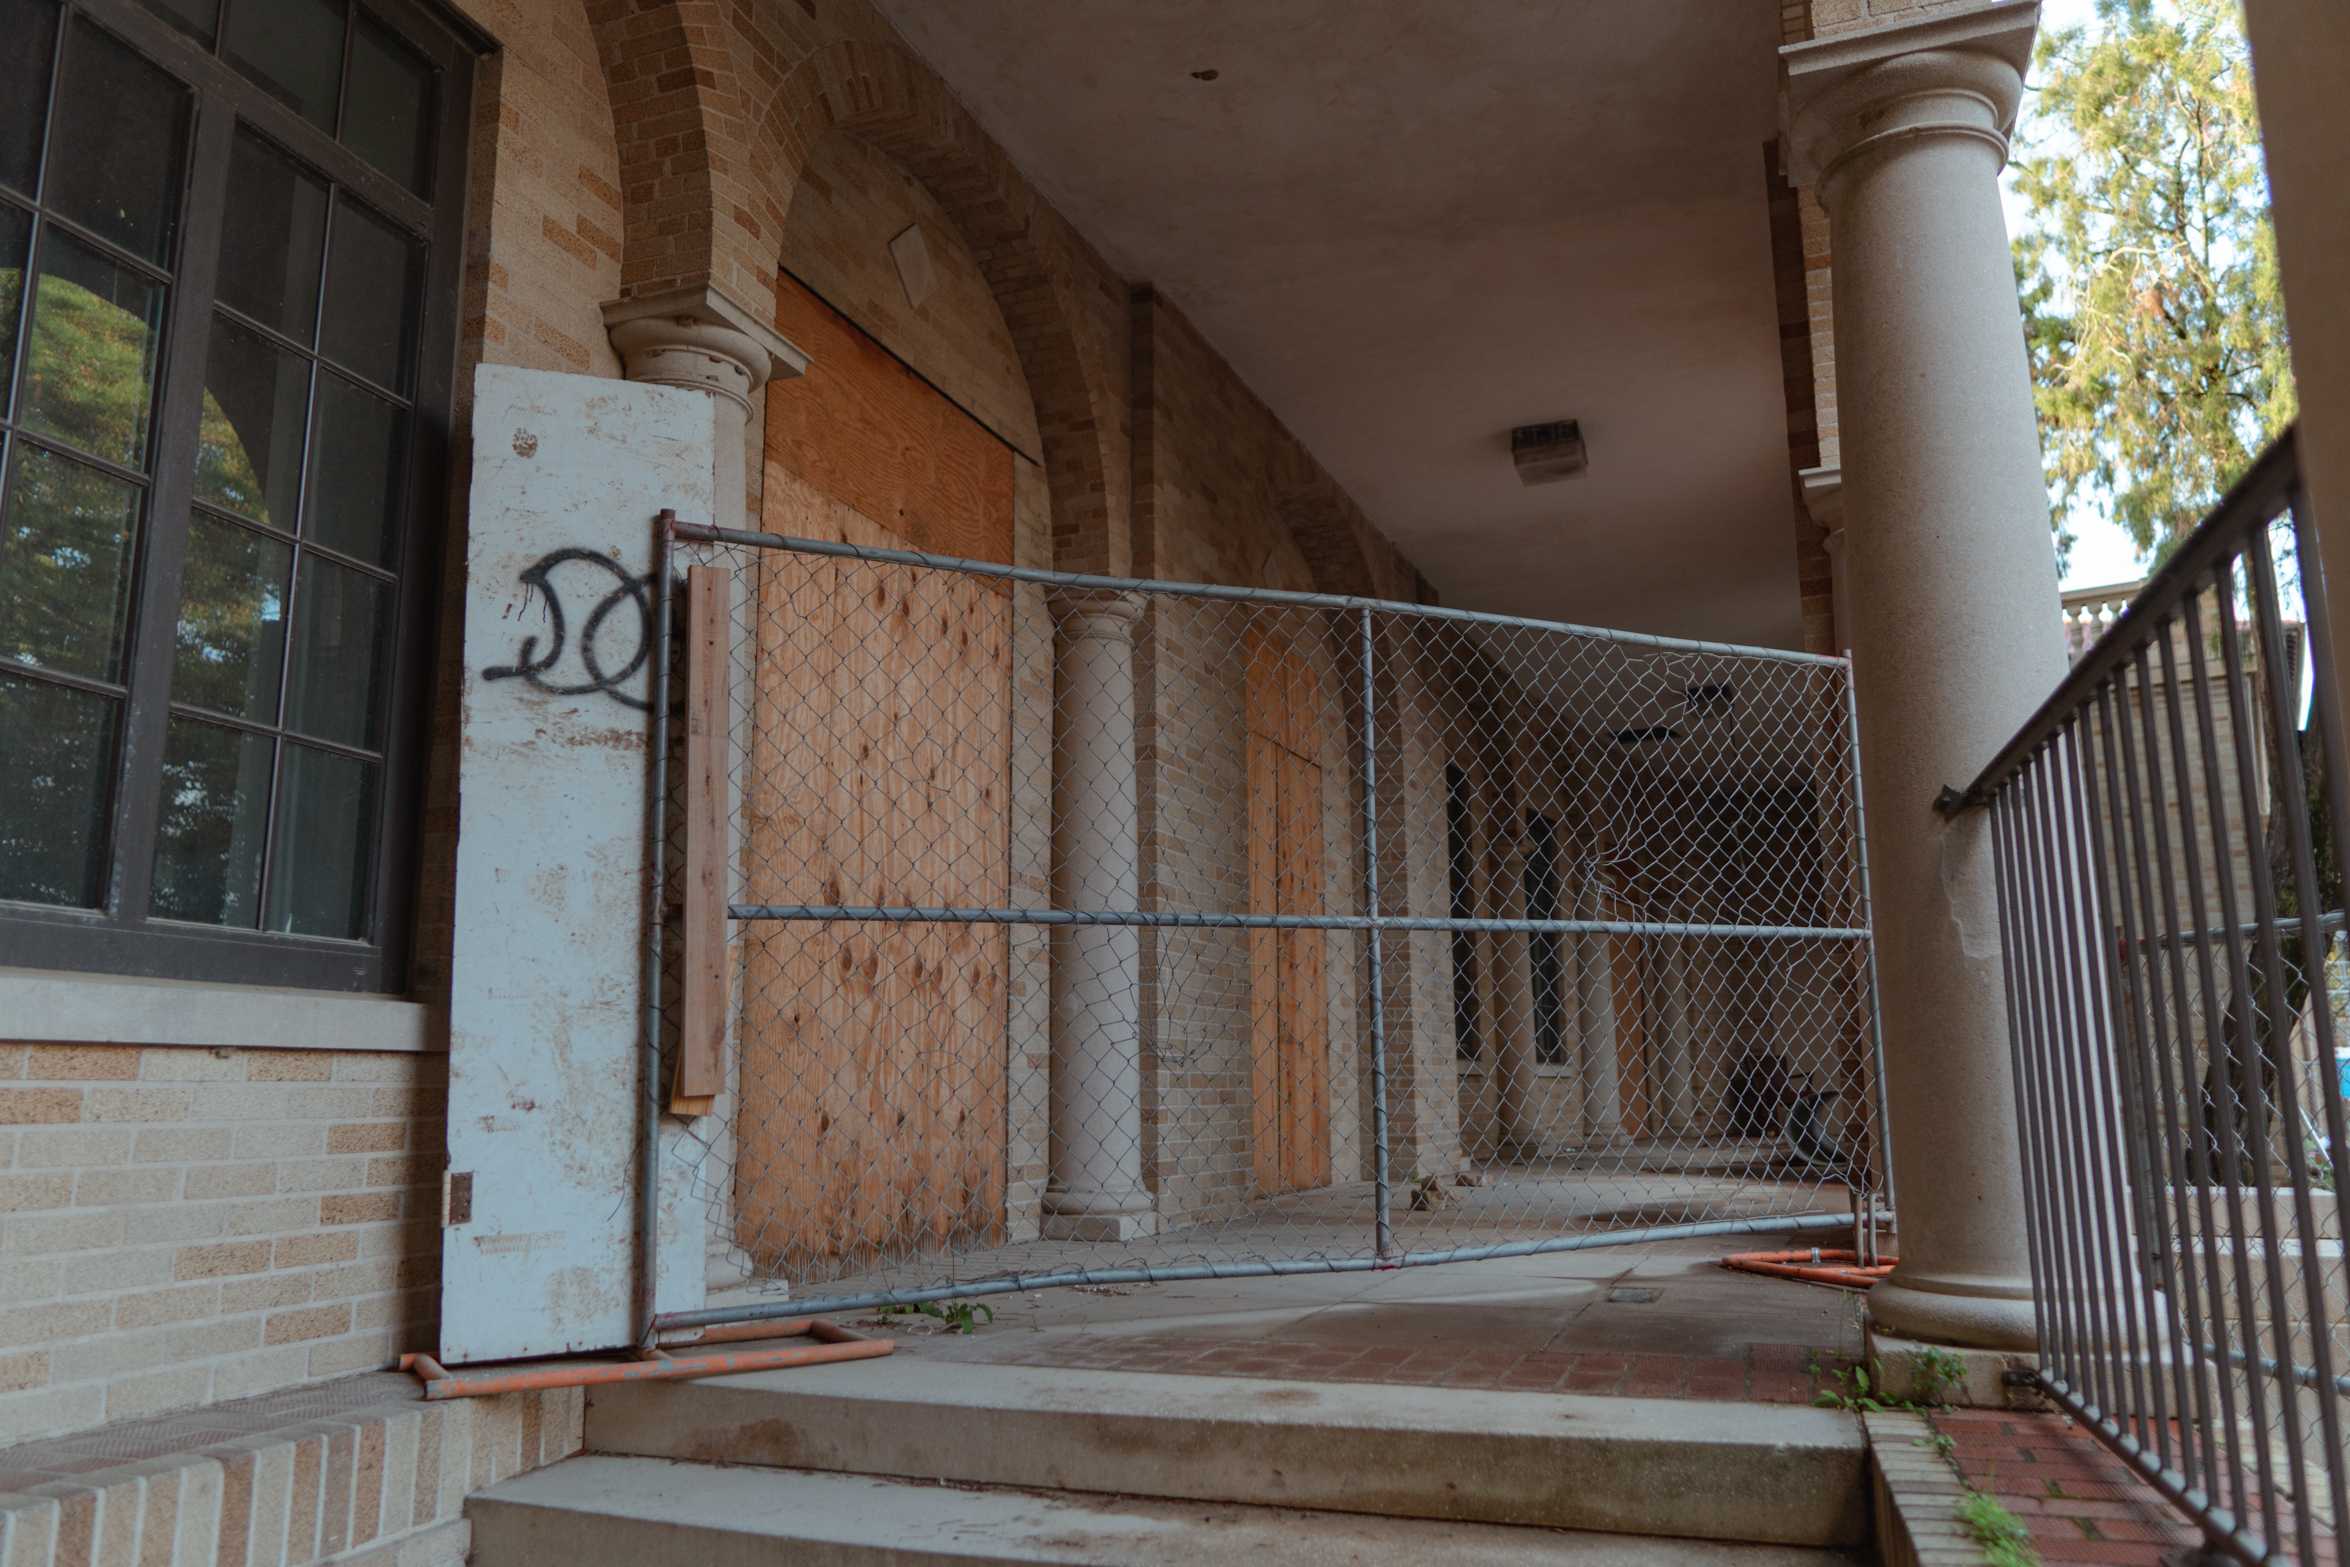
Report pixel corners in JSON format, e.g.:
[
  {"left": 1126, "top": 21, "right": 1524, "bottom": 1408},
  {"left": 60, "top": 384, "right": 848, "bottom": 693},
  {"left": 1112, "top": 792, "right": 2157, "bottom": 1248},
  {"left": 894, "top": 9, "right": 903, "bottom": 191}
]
[{"left": 0, "top": 968, "right": 441, "bottom": 1053}]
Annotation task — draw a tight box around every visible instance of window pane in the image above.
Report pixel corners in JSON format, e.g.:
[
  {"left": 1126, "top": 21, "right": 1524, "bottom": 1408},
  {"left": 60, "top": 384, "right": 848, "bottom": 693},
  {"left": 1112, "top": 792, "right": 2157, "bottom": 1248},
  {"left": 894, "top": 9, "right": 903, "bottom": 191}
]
[
  {"left": 136, "top": 0, "right": 220, "bottom": 45},
  {"left": 305, "top": 372, "right": 402, "bottom": 565},
  {"left": 0, "top": 201, "right": 30, "bottom": 421},
  {"left": 217, "top": 132, "right": 327, "bottom": 343},
  {"left": 0, "top": 0, "right": 59, "bottom": 197},
  {"left": 48, "top": 17, "right": 191, "bottom": 266},
  {"left": 283, "top": 554, "right": 386, "bottom": 749},
  {"left": 151, "top": 714, "right": 272, "bottom": 926},
  {"left": 21, "top": 228, "right": 167, "bottom": 469},
  {"left": 319, "top": 199, "right": 416, "bottom": 392},
  {"left": 0, "top": 443, "right": 141, "bottom": 682},
  {"left": 172, "top": 513, "right": 290, "bottom": 720},
  {"left": 344, "top": 12, "right": 433, "bottom": 196},
  {"left": 226, "top": 0, "right": 346, "bottom": 133},
  {"left": 195, "top": 314, "right": 310, "bottom": 528},
  {"left": 265, "top": 742, "right": 374, "bottom": 938},
  {"left": 0, "top": 671, "right": 116, "bottom": 907}
]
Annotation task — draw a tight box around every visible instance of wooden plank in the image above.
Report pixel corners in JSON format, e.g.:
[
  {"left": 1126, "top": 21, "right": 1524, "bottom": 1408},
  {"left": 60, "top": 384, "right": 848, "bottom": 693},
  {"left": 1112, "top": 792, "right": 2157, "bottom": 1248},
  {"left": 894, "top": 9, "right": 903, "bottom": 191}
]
[
  {"left": 672, "top": 565, "right": 730, "bottom": 1112},
  {"left": 1279, "top": 746, "right": 1330, "bottom": 1188}
]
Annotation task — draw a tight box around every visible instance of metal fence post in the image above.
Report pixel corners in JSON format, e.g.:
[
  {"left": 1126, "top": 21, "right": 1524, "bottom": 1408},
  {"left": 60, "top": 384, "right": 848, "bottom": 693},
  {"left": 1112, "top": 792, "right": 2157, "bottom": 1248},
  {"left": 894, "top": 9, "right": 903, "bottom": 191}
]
[
  {"left": 1359, "top": 604, "right": 1395, "bottom": 1262},
  {"left": 1841, "top": 666, "right": 1896, "bottom": 1253}
]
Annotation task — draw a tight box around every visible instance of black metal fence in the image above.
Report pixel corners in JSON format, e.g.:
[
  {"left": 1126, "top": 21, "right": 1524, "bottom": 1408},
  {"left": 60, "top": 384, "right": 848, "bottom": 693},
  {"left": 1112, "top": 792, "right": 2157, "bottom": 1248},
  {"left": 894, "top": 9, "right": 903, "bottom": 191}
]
[{"left": 1947, "top": 429, "right": 2349, "bottom": 1564}]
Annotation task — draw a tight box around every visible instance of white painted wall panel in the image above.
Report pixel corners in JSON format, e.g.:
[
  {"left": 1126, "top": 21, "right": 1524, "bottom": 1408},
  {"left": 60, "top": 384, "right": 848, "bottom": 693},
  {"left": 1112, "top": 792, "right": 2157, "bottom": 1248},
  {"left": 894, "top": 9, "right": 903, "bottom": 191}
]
[{"left": 442, "top": 365, "right": 714, "bottom": 1362}]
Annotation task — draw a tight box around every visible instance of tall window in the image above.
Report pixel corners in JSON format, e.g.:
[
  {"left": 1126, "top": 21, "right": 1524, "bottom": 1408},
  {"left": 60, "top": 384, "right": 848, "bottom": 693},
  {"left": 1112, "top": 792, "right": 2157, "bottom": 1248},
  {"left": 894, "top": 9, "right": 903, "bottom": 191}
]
[
  {"left": 0, "top": 0, "right": 472, "bottom": 988},
  {"left": 1444, "top": 763, "right": 1479, "bottom": 1060}
]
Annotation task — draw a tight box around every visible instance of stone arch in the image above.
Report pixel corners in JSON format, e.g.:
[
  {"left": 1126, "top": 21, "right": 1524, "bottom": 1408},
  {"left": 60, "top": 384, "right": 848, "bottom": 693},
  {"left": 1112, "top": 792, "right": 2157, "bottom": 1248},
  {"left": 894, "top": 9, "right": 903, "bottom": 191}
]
[
  {"left": 1269, "top": 437, "right": 1397, "bottom": 600},
  {"left": 584, "top": 0, "right": 757, "bottom": 305},
  {"left": 748, "top": 36, "right": 1127, "bottom": 574}
]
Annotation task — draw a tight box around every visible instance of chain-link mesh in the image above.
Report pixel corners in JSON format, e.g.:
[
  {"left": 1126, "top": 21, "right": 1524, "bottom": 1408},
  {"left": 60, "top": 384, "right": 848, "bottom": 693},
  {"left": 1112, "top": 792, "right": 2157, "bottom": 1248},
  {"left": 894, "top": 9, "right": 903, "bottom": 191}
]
[{"left": 651, "top": 529, "right": 1886, "bottom": 1324}]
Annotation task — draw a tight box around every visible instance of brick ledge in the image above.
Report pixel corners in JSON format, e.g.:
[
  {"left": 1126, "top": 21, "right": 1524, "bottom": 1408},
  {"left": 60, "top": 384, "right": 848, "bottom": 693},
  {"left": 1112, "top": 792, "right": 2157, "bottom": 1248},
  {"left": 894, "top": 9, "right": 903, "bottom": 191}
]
[{"left": 0, "top": 1371, "right": 577, "bottom": 1567}]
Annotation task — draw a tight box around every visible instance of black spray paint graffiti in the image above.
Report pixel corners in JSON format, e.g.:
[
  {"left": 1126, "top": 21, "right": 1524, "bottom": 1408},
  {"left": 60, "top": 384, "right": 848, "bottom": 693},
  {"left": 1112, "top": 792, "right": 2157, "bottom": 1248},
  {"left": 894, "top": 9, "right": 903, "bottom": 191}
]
[{"left": 483, "top": 548, "right": 655, "bottom": 710}]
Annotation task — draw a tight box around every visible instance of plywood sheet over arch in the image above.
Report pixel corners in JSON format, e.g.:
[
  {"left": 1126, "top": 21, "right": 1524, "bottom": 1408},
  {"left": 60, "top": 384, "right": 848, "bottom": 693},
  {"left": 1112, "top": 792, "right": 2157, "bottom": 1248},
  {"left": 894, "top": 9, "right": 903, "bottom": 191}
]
[
  {"left": 735, "top": 272, "right": 1018, "bottom": 1275},
  {"left": 778, "top": 132, "right": 1042, "bottom": 460}
]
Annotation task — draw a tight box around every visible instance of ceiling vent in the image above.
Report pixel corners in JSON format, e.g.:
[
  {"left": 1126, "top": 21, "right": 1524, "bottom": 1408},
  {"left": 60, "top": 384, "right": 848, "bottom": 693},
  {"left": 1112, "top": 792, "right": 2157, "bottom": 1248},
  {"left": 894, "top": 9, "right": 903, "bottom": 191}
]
[{"left": 1510, "top": 419, "right": 1586, "bottom": 485}]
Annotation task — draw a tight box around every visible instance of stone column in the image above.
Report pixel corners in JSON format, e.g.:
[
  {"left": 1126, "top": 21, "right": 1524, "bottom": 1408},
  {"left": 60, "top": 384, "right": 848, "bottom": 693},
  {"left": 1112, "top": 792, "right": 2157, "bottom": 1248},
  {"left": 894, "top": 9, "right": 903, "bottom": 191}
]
[
  {"left": 1784, "top": 1, "right": 2060, "bottom": 1351},
  {"left": 1488, "top": 828, "right": 1542, "bottom": 1157},
  {"left": 602, "top": 286, "right": 807, "bottom": 532},
  {"left": 1657, "top": 941, "right": 1697, "bottom": 1138},
  {"left": 602, "top": 286, "right": 804, "bottom": 1292},
  {"left": 1043, "top": 591, "right": 1156, "bottom": 1240},
  {"left": 1571, "top": 872, "right": 1624, "bottom": 1146}
]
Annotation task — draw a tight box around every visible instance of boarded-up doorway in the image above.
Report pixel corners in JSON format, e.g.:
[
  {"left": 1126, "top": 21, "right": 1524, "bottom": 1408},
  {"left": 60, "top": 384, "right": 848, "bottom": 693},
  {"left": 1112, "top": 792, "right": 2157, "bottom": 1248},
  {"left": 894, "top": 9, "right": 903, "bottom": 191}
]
[
  {"left": 1245, "top": 628, "right": 1331, "bottom": 1194},
  {"left": 735, "top": 274, "right": 1016, "bottom": 1273}
]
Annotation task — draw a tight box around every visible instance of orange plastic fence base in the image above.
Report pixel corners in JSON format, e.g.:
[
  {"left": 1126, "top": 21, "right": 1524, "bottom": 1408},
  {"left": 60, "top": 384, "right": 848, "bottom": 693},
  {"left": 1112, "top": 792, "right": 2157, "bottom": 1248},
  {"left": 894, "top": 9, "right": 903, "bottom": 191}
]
[{"left": 1720, "top": 1247, "right": 1898, "bottom": 1291}]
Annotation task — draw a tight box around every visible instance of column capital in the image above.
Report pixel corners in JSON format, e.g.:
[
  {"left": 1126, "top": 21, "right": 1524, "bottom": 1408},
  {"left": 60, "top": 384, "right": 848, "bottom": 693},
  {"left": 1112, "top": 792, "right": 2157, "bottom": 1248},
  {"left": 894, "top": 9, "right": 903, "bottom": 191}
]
[
  {"left": 1050, "top": 589, "right": 1145, "bottom": 640},
  {"left": 601, "top": 285, "right": 810, "bottom": 417},
  {"left": 1800, "top": 464, "right": 1845, "bottom": 533},
  {"left": 1781, "top": 1, "right": 2039, "bottom": 191}
]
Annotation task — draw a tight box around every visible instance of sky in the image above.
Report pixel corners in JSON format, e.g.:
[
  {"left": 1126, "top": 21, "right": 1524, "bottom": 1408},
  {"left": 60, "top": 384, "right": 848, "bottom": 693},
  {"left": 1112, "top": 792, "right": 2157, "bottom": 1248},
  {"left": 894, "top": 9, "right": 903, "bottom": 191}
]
[{"left": 1999, "top": 0, "right": 2150, "bottom": 591}]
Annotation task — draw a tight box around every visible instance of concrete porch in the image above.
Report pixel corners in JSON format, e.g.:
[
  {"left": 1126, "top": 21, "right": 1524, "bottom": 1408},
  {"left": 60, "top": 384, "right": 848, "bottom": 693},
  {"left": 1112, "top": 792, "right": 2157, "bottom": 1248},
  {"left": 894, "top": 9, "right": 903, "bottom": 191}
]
[{"left": 476, "top": 1237, "right": 1879, "bottom": 1562}]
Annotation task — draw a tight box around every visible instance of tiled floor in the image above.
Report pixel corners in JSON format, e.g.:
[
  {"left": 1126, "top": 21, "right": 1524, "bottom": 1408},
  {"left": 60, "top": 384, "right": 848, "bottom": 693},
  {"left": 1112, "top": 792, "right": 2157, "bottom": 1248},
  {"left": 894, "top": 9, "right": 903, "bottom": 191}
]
[{"left": 1932, "top": 1407, "right": 2341, "bottom": 1566}]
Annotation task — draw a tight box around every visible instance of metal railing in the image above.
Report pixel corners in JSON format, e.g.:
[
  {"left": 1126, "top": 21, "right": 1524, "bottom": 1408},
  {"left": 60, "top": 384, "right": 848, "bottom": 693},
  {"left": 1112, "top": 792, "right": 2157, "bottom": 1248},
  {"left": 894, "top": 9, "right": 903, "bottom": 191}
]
[
  {"left": 638, "top": 518, "right": 1891, "bottom": 1335},
  {"left": 1945, "top": 428, "right": 2350, "bottom": 1564}
]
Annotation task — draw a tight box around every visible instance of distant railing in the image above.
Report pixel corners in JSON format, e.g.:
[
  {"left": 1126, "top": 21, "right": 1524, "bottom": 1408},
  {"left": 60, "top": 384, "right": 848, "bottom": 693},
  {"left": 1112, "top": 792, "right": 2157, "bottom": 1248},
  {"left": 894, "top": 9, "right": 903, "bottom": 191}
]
[
  {"left": 2064, "top": 579, "right": 2143, "bottom": 660},
  {"left": 1942, "top": 428, "right": 2350, "bottom": 1566}
]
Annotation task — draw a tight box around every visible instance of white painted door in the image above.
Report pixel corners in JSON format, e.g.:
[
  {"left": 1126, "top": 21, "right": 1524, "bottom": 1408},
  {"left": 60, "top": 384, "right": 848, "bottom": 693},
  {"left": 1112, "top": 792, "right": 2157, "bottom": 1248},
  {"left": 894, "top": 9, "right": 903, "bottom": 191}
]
[{"left": 439, "top": 365, "right": 714, "bottom": 1362}]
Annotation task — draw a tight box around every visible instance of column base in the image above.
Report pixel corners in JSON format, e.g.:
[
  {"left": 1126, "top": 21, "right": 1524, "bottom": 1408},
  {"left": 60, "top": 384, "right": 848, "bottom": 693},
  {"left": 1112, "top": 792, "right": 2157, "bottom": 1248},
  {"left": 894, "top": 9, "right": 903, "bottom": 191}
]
[
  {"left": 1865, "top": 1324, "right": 2048, "bottom": 1410},
  {"left": 1040, "top": 1209, "right": 1159, "bottom": 1243},
  {"left": 1868, "top": 1267, "right": 2038, "bottom": 1353}
]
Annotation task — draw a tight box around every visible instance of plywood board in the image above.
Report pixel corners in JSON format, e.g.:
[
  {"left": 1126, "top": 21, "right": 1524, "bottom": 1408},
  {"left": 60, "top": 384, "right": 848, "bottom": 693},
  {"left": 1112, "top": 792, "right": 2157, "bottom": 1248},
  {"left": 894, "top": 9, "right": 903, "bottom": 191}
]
[
  {"left": 767, "top": 273, "right": 1016, "bottom": 564},
  {"left": 736, "top": 306, "right": 1017, "bottom": 1275}
]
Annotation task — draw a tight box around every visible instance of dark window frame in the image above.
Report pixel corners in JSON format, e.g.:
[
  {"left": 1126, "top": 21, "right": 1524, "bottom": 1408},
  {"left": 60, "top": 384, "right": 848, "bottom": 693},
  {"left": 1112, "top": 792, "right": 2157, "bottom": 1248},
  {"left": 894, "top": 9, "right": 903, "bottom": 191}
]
[{"left": 0, "top": 0, "right": 476, "bottom": 992}]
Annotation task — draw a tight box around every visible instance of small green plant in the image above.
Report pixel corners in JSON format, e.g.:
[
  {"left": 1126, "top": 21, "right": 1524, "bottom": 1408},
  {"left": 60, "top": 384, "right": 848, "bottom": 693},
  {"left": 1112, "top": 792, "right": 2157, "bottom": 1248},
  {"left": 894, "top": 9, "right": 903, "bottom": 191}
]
[
  {"left": 1816, "top": 1349, "right": 1966, "bottom": 1414},
  {"left": 1954, "top": 1488, "right": 2038, "bottom": 1567},
  {"left": 1815, "top": 1361, "right": 1887, "bottom": 1412},
  {"left": 1908, "top": 1346, "right": 1968, "bottom": 1407},
  {"left": 1916, "top": 1430, "right": 1957, "bottom": 1460},
  {"left": 877, "top": 1300, "right": 995, "bottom": 1334}
]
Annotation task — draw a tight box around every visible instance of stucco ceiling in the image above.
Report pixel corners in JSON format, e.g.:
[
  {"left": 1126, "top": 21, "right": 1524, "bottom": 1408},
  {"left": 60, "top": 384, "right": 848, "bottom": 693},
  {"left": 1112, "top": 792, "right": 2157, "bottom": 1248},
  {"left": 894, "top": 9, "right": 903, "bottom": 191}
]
[{"left": 872, "top": 0, "right": 1804, "bottom": 649}]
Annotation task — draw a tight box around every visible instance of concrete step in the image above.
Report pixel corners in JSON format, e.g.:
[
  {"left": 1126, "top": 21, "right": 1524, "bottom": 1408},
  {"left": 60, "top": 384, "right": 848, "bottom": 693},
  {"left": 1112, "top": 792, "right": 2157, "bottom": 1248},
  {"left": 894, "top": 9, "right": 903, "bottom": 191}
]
[
  {"left": 469, "top": 1455, "right": 1867, "bottom": 1566},
  {"left": 579, "top": 1358, "right": 1870, "bottom": 1547}
]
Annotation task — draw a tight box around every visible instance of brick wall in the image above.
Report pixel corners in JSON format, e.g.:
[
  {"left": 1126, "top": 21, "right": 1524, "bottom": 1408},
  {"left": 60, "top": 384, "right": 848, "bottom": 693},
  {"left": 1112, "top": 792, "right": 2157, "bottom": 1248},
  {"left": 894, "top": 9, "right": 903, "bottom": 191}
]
[{"left": 0, "top": 1047, "right": 441, "bottom": 1446}]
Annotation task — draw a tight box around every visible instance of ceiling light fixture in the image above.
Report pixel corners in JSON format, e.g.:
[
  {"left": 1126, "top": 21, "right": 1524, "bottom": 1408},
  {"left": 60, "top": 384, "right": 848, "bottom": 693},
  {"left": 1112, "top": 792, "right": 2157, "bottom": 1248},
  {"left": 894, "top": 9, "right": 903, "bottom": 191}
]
[{"left": 1510, "top": 419, "right": 1586, "bottom": 485}]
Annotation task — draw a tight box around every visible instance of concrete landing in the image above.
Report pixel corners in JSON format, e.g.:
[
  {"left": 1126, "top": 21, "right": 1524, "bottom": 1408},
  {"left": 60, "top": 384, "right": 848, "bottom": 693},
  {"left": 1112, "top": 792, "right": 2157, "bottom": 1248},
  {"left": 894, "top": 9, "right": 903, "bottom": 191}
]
[
  {"left": 584, "top": 1357, "right": 1871, "bottom": 1546},
  {"left": 469, "top": 1455, "right": 1867, "bottom": 1566}
]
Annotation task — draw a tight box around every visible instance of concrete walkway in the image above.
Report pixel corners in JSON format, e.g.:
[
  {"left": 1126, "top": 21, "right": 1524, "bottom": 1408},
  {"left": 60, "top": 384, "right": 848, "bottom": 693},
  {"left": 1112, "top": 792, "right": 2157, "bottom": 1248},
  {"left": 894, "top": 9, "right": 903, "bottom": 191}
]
[{"left": 831, "top": 1234, "right": 1869, "bottom": 1404}]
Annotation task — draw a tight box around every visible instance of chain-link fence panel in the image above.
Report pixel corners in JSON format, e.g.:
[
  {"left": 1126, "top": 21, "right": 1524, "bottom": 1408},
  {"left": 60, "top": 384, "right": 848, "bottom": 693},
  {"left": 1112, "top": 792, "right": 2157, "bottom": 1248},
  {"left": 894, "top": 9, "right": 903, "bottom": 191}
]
[{"left": 647, "top": 524, "right": 1887, "bottom": 1327}]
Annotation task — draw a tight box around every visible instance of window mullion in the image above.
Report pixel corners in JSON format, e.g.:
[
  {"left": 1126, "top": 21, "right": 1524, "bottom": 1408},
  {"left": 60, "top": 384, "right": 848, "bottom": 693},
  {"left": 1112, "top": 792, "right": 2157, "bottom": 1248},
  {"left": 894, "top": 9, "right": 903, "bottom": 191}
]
[{"left": 106, "top": 89, "right": 235, "bottom": 925}]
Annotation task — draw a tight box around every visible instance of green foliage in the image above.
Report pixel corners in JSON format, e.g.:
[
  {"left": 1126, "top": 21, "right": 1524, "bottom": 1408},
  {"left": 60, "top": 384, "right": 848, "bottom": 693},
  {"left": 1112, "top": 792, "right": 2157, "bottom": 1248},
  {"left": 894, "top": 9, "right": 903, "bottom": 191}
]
[
  {"left": 2011, "top": 0, "right": 2294, "bottom": 563},
  {"left": 878, "top": 1299, "right": 995, "bottom": 1335},
  {"left": 1955, "top": 1488, "right": 2040, "bottom": 1567},
  {"left": 1815, "top": 1349, "right": 1966, "bottom": 1413}
]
